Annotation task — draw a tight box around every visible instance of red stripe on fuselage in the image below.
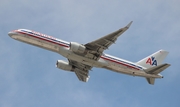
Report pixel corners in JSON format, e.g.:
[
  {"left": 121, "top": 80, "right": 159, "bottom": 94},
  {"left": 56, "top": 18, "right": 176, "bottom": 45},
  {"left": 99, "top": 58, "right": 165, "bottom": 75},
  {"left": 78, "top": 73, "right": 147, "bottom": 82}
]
[
  {"left": 101, "top": 56, "right": 140, "bottom": 70},
  {"left": 17, "top": 31, "right": 69, "bottom": 48}
]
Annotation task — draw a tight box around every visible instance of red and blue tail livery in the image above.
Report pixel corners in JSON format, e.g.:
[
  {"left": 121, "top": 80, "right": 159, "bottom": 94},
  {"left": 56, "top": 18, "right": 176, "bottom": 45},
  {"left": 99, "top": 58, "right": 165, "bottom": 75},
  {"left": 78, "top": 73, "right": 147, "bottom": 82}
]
[{"left": 146, "top": 56, "right": 157, "bottom": 66}]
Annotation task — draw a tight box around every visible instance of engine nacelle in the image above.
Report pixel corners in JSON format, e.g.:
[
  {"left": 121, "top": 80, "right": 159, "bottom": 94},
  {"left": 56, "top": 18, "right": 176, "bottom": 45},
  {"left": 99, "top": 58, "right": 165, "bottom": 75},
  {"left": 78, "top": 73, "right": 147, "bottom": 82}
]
[
  {"left": 56, "top": 60, "right": 73, "bottom": 71},
  {"left": 70, "top": 42, "right": 86, "bottom": 53}
]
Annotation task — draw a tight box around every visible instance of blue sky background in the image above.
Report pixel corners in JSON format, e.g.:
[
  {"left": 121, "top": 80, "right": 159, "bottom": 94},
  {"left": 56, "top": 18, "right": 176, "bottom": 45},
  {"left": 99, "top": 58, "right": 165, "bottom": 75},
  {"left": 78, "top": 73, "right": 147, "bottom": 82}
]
[{"left": 0, "top": 0, "right": 180, "bottom": 107}]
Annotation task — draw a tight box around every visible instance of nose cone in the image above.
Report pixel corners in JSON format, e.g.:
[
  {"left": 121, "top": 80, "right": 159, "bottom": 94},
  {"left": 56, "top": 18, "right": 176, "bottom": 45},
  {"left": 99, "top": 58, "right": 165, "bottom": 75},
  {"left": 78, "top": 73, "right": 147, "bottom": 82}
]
[
  {"left": 8, "top": 31, "right": 13, "bottom": 37},
  {"left": 8, "top": 31, "right": 18, "bottom": 38}
]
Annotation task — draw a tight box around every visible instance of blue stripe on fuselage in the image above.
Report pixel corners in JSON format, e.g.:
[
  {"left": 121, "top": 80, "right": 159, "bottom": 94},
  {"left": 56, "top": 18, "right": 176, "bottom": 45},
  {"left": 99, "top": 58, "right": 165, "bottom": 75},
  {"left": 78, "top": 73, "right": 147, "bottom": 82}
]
[
  {"left": 19, "top": 29, "right": 70, "bottom": 47},
  {"left": 101, "top": 54, "right": 142, "bottom": 70}
]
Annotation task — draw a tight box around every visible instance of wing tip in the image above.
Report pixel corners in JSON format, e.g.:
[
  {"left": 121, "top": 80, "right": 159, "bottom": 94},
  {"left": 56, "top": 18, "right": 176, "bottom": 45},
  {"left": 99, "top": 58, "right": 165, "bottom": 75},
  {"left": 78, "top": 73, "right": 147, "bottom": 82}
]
[{"left": 126, "top": 21, "right": 133, "bottom": 28}]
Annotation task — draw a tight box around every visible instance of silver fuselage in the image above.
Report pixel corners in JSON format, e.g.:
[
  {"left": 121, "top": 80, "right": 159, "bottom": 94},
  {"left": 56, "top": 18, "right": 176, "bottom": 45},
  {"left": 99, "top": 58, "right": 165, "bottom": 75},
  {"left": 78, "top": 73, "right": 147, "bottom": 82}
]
[{"left": 8, "top": 29, "right": 162, "bottom": 78}]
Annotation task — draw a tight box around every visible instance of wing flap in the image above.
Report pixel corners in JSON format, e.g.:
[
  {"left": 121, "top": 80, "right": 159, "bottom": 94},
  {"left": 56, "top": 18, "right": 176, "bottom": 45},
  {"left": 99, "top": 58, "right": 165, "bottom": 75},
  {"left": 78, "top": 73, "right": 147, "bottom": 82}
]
[
  {"left": 75, "top": 70, "right": 90, "bottom": 82},
  {"left": 69, "top": 59, "right": 92, "bottom": 82}
]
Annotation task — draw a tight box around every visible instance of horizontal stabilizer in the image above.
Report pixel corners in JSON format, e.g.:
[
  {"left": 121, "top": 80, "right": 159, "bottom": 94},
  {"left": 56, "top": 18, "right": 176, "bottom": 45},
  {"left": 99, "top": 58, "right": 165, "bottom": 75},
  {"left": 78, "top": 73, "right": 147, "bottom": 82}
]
[
  {"left": 146, "top": 78, "right": 155, "bottom": 85},
  {"left": 145, "top": 63, "right": 170, "bottom": 74}
]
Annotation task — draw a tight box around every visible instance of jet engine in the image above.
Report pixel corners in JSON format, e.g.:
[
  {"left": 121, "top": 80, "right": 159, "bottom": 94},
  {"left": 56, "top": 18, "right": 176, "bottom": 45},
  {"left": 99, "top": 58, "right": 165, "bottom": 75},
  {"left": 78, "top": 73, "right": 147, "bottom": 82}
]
[
  {"left": 56, "top": 60, "right": 73, "bottom": 71},
  {"left": 70, "top": 42, "right": 86, "bottom": 54}
]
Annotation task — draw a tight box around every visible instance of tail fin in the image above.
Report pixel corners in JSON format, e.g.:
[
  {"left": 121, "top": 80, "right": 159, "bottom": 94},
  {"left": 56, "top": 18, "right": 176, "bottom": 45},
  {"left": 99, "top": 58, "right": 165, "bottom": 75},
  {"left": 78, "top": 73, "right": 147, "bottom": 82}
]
[
  {"left": 136, "top": 50, "right": 169, "bottom": 69},
  {"left": 136, "top": 50, "right": 170, "bottom": 85}
]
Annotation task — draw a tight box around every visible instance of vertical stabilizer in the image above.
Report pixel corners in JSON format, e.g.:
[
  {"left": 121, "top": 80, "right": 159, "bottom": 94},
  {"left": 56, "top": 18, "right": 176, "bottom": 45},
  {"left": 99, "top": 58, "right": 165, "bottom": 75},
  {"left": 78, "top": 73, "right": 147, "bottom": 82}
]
[{"left": 136, "top": 50, "right": 169, "bottom": 69}]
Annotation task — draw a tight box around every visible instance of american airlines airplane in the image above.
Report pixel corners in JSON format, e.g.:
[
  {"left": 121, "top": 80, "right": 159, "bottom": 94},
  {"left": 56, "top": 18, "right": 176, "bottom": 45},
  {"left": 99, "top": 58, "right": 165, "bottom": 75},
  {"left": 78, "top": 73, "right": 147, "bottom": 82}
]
[{"left": 8, "top": 21, "right": 170, "bottom": 85}]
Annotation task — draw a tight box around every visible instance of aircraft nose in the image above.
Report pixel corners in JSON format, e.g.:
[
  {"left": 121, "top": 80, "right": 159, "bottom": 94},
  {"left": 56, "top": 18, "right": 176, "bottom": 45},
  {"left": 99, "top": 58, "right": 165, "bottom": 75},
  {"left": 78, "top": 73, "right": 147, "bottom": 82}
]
[
  {"left": 8, "top": 32, "right": 13, "bottom": 37},
  {"left": 8, "top": 32, "right": 12, "bottom": 37},
  {"left": 8, "top": 31, "right": 18, "bottom": 38}
]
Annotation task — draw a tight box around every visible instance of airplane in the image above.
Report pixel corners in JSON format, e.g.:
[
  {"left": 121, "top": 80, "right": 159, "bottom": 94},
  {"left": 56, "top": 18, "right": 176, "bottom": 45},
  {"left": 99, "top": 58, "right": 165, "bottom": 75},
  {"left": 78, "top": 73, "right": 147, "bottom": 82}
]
[{"left": 8, "top": 21, "right": 170, "bottom": 85}]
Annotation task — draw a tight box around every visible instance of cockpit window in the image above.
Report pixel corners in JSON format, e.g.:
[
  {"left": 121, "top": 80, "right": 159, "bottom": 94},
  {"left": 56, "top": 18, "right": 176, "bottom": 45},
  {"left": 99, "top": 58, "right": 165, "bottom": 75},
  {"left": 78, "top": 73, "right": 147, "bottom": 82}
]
[{"left": 18, "top": 29, "right": 31, "bottom": 32}]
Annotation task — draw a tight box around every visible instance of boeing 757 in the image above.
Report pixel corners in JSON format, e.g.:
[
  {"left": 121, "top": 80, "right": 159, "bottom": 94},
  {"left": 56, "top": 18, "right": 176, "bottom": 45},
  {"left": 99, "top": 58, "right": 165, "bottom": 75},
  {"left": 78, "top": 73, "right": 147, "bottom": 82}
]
[{"left": 8, "top": 21, "right": 170, "bottom": 85}]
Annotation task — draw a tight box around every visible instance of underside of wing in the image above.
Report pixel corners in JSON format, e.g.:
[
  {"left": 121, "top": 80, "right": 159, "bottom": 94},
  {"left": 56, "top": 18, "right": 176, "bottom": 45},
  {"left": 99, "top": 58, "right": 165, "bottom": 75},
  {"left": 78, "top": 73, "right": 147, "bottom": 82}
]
[
  {"left": 75, "top": 70, "right": 90, "bottom": 82},
  {"left": 69, "top": 59, "right": 92, "bottom": 82},
  {"left": 84, "top": 21, "right": 133, "bottom": 59}
]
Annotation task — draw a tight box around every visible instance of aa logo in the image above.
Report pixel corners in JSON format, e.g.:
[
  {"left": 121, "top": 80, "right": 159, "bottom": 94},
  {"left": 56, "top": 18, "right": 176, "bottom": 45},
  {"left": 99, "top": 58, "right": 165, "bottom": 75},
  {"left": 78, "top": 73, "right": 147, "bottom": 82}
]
[{"left": 146, "top": 56, "right": 157, "bottom": 66}]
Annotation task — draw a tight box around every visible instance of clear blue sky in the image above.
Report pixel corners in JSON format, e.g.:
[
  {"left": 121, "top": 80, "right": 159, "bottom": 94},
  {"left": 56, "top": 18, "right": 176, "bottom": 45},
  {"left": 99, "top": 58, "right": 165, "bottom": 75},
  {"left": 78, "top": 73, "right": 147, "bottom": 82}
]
[{"left": 0, "top": 0, "right": 180, "bottom": 107}]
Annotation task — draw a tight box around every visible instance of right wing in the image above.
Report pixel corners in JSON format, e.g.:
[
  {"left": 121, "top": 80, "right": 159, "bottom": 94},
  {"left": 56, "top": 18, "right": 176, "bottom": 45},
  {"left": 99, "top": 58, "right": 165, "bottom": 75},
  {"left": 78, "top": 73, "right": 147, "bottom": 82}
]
[
  {"left": 69, "top": 59, "right": 92, "bottom": 82},
  {"left": 84, "top": 21, "right": 133, "bottom": 60}
]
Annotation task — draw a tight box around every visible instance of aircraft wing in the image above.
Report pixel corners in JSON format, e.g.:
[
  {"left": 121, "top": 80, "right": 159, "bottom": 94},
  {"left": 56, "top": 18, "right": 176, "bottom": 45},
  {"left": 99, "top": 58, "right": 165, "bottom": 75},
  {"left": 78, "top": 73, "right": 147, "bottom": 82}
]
[
  {"left": 84, "top": 21, "right": 132, "bottom": 60},
  {"left": 68, "top": 21, "right": 133, "bottom": 82},
  {"left": 69, "top": 59, "right": 92, "bottom": 82}
]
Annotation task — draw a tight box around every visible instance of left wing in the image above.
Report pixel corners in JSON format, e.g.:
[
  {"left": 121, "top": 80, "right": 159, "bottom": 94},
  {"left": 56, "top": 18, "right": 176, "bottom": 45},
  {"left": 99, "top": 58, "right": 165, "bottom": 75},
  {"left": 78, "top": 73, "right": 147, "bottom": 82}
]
[
  {"left": 69, "top": 59, "right": 92, "bottom": 82},
  {"left": 84, "top": 21, "right": 133, "bottom": 60}
]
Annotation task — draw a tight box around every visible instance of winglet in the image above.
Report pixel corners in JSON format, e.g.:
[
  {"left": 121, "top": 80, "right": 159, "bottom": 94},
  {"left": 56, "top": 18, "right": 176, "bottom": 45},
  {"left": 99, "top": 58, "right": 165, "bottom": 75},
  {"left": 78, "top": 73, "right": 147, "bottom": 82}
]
[{"left": 126, "top": 21, "right": 133, "bottom": 28}]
